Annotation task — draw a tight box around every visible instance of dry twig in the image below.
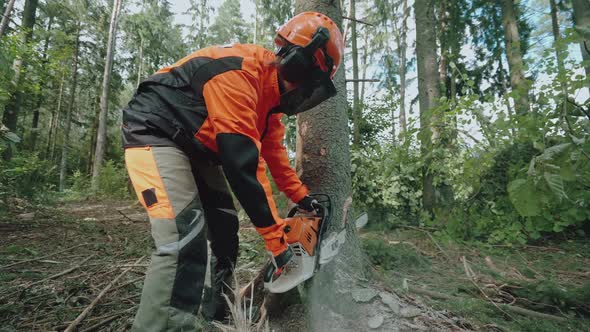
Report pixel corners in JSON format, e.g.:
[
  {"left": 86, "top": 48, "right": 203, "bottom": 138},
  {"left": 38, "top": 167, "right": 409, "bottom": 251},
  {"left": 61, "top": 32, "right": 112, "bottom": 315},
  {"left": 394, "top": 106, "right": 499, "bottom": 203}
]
[
  {"left": 0, "top": 243, "right": 89, "bottom": 269},
  {"left": 64, "top": 256, "right": 145, "bottom": 332}
]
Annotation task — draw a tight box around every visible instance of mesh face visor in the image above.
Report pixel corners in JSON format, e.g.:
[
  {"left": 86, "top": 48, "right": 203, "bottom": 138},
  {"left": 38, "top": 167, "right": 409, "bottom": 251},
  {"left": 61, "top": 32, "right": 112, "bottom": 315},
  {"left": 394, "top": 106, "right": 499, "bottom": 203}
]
[{"left": 279, "top": 79, "right": 337, "bottom": 116}]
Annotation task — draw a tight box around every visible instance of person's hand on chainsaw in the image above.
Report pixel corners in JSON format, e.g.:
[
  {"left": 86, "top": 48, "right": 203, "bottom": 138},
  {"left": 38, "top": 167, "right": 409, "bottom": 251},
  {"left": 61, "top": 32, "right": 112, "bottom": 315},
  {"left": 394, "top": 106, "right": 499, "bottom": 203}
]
[
  {"left": 270, "top": 245, "right": 294, "bottom": 277},
  {"left": 297, "top": 195, "right": 318, "bottom": 213}
]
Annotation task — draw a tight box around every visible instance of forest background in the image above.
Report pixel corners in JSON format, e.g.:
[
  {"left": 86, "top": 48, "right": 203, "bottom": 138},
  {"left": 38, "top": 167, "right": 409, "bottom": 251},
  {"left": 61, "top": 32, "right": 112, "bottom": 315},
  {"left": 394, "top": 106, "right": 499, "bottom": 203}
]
[{"left": 1, "top": 0, "right": 589, "bottom": 330}]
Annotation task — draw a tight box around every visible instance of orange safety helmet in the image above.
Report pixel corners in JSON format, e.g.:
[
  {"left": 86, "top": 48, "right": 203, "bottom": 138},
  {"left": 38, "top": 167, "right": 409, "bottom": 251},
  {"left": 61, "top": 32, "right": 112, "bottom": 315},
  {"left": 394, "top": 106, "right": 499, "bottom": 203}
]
[{"left": 275, "top": 12, "right": 344, "bottom": 80}]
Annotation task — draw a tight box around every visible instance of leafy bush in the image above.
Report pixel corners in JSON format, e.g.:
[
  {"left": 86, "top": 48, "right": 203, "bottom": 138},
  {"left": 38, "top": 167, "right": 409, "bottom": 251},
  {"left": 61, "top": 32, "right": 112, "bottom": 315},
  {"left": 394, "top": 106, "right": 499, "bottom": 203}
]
[
  {"left": 362, "top": 236, "right": 430, "bottom": 270},
  {"left": 96, "top": 160, "right": 130, "bottom": 199},
  {"left": 0, "top": 152, "right": 58, "bottom": 207},
  {"left": 352, "top": 144, "right": 423, "bottom": 228}
]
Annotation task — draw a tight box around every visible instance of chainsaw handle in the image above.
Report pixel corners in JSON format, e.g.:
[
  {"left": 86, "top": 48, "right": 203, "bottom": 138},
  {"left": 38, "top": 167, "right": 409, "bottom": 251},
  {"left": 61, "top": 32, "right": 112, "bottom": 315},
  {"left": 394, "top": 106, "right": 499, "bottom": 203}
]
[{"left": 287, "top": 201, "right": 324, "bottom": 218}]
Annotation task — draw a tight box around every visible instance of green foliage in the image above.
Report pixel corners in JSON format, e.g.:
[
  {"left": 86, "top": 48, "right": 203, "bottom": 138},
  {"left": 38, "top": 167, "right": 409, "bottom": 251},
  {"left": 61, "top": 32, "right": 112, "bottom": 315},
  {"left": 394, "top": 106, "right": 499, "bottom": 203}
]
[
  {"left": 362, "top": 236, "right": 430, "bottom": 270},
  {"left": 352, "top": 144, "right": 423, "bottom": 228},
  {"left": 0, "top": 152, "right": 58, "bottom": 207},
  {"left": 67, "top": 161, "right": 129, "bottom": 199}
]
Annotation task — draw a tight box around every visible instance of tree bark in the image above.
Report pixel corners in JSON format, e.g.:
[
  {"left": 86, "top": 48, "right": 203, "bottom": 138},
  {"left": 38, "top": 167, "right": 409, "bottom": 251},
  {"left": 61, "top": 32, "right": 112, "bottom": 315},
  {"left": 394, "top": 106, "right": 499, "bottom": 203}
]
[
  {"left": 0, "top": 0, "right": 15, "bottom": 37},
  {"left": 92, "top": 0, "right": 123, "bottom": 191},
  {"left": 398, "top": 0, "right": 409, "bottom": 141},
  {"left": 350, "top": 0, "right": 360, "bottom": 146},
  {"left": 29, "top": 15, "right": 54, "bottom": 151},
  {"left": 294, "top": 0, "right": 349, "bottom": 231},
  {"left": 415, "top": 0, "right": 441, "bottom": 216},
  {"left": 293, "top": 0, "right": 352, "bottom": 322},
  {"left": 46, "top": 71, "right": 65, "bottom": 160},
  {"left": 1, "top": 0, "right": 39, "bottom": 161},
  {"left": 59, "top": 26, "right": 81, "bottom": 192},
  {"left": 136, "top": 33, "right": 144, "bottom": 88},
  {"left": 572, "top": 0, "right": 590, "bottom": 77},
  {"left": 501, "top": 0, "right": 530, "bottom": 116}
]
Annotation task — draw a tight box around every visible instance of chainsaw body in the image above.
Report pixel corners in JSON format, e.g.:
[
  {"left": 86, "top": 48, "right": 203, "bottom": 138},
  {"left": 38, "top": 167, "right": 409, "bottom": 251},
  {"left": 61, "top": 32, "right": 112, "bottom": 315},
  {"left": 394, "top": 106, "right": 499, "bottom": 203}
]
[{"left": 263, "top": 194, "right": 345, "bottom": 293}]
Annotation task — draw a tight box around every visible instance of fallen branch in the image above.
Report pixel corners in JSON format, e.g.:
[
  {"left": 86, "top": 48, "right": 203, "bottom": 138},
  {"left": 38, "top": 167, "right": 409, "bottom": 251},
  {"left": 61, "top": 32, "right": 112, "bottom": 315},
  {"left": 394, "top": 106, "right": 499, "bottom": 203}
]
[
  {"left": 117, "top": 209, "right": 143, "bottom": 223},
  {"left": 0, "top": 243, "right": 89, "bottom": 269},
  {"left": 23, "top": 254, "right": 96, "bottom": 289},
  {"left": 64, "top": 256, "right": 145, "bottom": 332}
]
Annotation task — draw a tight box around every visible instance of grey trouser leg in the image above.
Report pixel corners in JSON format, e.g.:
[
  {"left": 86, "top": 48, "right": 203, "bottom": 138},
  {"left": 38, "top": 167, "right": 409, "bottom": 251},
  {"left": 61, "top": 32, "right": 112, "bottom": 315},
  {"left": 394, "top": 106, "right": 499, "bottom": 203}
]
[{"left": 127, "top": 146, "right": 207, "bottom": 332}]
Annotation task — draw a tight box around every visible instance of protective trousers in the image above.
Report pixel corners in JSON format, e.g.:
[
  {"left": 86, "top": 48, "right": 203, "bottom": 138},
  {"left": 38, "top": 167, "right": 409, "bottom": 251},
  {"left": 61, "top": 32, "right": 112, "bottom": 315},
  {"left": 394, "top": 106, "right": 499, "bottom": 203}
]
[{"left": 125, "top": 146, "right": 239, "bottom": 331}]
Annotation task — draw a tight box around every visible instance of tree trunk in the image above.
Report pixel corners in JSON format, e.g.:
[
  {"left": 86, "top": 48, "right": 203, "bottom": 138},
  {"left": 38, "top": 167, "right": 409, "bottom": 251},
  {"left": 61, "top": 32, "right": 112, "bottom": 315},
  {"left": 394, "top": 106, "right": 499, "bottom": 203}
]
[
  {"left": 29, "top": 15, "right": 53, "bottom": 151},
  {"left": 88, "top": 95, "right": 100, "bottom": 175},
  {"left": 572, "top": 0, "right": 590, "bottom": 77},
  {"left": 415, "top": 0, "right": 441, "bottom": 216},
  {"left": 1, "top": 0, "right": 39, "bottom": 161},
  {"left": 92, "top": 0, "right": 123, "bottom": 191},
  {"left": 438, "top": 0, "right": 448, "bottom": 91},
  {"left": 550, "top": 0, "right": 566, "bottom": 82},
  {"left": 398, "top": 0, "right": 409, "bottom": 141},
  {"left": 0, "top": 0, "right": 15, "bottom": 37},
  {"left": 46, "top": 71, "right": 65, "bottom": 160},
  {"left": 136, "top": 33, "right": 144, "bottom": 88},
  {"left": 501, "top": 0, "right": 530, "bottom": 116},
  {"left": 293, "top": 0, "right": 352, "bottom": 322},
  {"left": 350, "top": 0, "right": 360, "bottom": 146},
  {"left": 59, "top": 26, "right": 81, "bottom": 192}
]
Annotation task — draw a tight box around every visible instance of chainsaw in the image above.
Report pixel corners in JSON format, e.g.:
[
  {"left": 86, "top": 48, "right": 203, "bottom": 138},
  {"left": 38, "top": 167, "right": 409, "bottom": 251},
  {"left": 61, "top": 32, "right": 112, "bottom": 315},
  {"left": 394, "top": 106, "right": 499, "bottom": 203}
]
[{"left": 263, "top": 194, "right": 367, "bottom": 293}]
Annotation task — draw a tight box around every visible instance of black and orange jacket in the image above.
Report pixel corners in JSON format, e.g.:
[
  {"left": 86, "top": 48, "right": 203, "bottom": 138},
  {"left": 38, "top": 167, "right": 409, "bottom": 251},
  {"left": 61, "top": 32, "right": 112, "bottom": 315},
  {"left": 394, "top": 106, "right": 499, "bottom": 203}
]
[{"left": 122, "top": 44, "right": 309, "bottom": 256}]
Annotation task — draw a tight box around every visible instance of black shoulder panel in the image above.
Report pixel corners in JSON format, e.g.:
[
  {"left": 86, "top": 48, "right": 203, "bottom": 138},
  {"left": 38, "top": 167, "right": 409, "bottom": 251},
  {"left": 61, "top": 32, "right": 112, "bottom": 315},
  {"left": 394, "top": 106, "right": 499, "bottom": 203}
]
[
  {"left": 216, "top": 133, "right": 276, "bottom": 228},
  {"left": 125, "top": 56, "right": 244, "bottom": 157}
]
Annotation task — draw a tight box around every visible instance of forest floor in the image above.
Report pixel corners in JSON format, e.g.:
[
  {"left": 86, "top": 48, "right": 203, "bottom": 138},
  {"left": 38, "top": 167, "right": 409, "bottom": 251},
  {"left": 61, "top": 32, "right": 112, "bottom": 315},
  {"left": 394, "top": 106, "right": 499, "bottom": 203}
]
[{"left": 0, "top": 198, "right": 588, "bottom": 331}]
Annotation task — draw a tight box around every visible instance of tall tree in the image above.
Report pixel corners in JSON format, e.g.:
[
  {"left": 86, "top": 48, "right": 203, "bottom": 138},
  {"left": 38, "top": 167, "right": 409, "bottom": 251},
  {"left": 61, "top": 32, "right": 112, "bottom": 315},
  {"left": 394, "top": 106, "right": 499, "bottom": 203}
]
[
  {"left": 1, "top": 0, "right": 39, "bottom": 160},
  {"left": 550, "top": 0, "right": 567, "bottom": 96},
  {"left": 415, "top": 0, "right": 441, "bottom": 215},
  {"left": 397, "top": 0, "right": 409, "bottom": 140},
  {"left": 0, "top": 0, "right": 16, "bottom": 37},
  {"left": 59, "top": 25, "right": 80, "bottom": 192},
  {"left": 185, "top": 0, "right": 213, "bottom": 50},
  {"left": 572, "top": 0, "right": 590, "bottom": 77},
  {"left": 29, "top": 13, "right": 55, "bottom": 150},
  {"left": 209, "top": 0, "right": 249, "bottom": 45},
  {"left": 91, "top": 0, "right": 123, "bottom": 190},
  {"left": 502, "top": 0, "right": 530, "bottom": 116},
  {"left": 291, "top": 4, "right": 354, "bottom": 319},
  {"left": 350, "top": 0, "right": 361, "bottom": 146}
]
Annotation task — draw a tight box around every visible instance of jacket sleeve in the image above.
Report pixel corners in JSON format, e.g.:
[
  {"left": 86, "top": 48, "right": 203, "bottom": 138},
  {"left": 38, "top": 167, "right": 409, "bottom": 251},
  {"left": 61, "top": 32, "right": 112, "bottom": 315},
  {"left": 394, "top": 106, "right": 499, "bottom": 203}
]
[
  {"left": 260, "top": 114, "right": 309, "bottom": 204},
  {"left": 202, "top": 69, "right": 287, "bottom": 256}
]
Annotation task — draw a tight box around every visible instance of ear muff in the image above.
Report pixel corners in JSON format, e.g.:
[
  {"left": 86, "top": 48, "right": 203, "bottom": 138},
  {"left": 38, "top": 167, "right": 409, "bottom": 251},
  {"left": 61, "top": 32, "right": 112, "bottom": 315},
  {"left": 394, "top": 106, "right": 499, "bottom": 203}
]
[{"left": 276, "top": 27, "right": 333, "bottom": 84}]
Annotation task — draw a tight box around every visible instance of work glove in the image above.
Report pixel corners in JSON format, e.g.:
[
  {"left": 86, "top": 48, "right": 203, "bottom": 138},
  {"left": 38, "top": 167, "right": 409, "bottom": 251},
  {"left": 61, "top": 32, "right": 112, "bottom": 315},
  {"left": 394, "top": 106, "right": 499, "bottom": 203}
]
[
  {"left": 270, "top": 245, "right": 294, "bottom": 276},
  {"left": 297, "top": 195, "right": 318, "bottom": 213}
]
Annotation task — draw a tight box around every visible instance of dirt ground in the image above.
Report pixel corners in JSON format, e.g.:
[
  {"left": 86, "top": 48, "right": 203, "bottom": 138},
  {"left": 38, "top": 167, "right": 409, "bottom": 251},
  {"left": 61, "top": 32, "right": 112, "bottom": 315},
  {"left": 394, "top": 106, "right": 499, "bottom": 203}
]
[{"left": 0, "top": 199, "right": 517, "bottom": 331}]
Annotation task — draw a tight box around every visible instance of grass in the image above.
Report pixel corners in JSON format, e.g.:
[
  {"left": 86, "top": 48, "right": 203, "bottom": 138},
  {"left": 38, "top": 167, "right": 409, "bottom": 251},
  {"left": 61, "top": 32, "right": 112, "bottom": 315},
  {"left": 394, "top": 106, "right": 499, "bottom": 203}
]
[{"left": 362, "top": 228, "right": 590, "bottom": 331}]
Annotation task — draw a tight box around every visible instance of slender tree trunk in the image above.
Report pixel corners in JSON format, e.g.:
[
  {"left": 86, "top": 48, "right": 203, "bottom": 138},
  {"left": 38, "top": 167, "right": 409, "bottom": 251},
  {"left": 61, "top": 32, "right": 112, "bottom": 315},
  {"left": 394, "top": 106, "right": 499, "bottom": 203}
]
[
  {"left": 92, "top": 0, "right": 123, "bottom": 191},
  {"left": 550, "top": 0, "right": 566, "bottom": 82},
  {"left": 29, "top": 15, "right": 53, "bottom": 151},
  {"left": 350, "top": 0, "right": 361, "bottom": 146},
  {"left": 88, "top": 95, "right": 100, "bottom": 175},
  {"left": 136, "top": 33, "right": 144, "bottom": 88},
  {"left": 59, "top": 26, "right": 81, "bottom": 192},
  {"left": 360, "top": 31, "right": 369, "bottom": 103},
  {"left": 46, "top": 71, "right": 65, "bottom": 160},
  {"left": 398, "top": 0, "right": 409, "bottom": 141},
  {"left": 438, "top": 0, "right": 448, "bottom": 92},
  {"left": 1, "top": 0, "right": 39, "bottom": 161},
  {"left": 501, "top": 0, "right": 530, "bottom": 116},
  {"left": 572, "top": 0, "right": 590, "bottom": 77},
  {"left": 0, "top": 0, "right": 15, "bottom": 37},
  {"left": 415, "top": 0, "right": 441, "bottom": 216}
]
